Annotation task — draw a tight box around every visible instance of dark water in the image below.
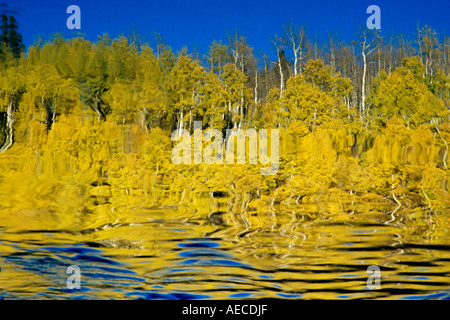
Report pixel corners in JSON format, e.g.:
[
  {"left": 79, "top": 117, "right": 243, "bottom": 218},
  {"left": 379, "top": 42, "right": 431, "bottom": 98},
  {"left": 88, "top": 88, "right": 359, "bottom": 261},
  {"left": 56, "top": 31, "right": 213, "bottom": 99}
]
[{"left": 1, "top": 199, "right": 449, "bottom": 300}]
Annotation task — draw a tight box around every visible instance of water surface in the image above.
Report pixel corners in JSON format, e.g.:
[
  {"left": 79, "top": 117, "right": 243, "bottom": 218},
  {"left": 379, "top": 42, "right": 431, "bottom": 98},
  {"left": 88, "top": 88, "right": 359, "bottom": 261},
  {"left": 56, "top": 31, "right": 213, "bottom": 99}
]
[{"left": 1, "top": 196, "right": 449, "bottom": 300}]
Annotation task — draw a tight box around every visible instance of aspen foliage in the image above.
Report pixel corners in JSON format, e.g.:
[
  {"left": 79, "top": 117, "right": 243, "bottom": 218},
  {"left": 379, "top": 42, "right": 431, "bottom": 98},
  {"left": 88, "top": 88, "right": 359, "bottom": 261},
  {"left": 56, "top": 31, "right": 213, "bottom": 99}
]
[{"left": 0, "top": 36, "right": 448, "bottom": 218}]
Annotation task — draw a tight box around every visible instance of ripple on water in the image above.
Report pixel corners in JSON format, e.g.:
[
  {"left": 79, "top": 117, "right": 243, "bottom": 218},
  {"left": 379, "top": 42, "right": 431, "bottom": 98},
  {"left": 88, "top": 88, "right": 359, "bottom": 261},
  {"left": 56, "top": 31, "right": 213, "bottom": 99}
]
[
  {"left": 1, "top": 207, "right": 449, "bottom": 300},
  {"left": 178, "top": 242, "right": 221, "bottom": 248},
  {"left": 178, "top": 249, "right": 232, "bottom": 258},
  {"left": 125, "top": 291, "right": 211, "bottom": 300},
  {"left": 0, "top": 242, "right": 146, "bottom": 299}
]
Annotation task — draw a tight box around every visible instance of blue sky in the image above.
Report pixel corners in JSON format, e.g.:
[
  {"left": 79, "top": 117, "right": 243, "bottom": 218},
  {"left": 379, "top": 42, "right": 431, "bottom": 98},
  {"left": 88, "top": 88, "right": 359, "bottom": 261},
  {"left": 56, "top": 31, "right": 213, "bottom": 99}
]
[{"left": 2, "top": 0, "right": 450, "bottom": 57}]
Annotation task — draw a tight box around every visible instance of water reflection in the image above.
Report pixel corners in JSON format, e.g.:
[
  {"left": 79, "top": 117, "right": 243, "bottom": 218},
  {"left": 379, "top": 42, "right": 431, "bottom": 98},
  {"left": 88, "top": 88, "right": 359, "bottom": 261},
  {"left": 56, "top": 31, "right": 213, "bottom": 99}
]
[{"left": 0, "top": 198, "right": 449, "bottom": 300}]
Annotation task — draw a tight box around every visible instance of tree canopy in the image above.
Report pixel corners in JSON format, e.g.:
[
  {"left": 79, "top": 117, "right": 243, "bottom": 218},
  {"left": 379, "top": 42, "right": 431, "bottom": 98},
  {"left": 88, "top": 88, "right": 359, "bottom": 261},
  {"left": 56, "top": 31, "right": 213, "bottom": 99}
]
[{"left": 0, "top": 23, "right": 449, "bottom": 215}]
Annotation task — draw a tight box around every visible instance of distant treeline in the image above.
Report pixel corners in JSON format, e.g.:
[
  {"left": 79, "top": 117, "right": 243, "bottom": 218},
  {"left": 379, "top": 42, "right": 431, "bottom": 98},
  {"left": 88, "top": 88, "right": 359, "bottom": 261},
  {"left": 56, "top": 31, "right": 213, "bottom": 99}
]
[{"left": 0, "top": 19, "right": 448, "bottom": 211}]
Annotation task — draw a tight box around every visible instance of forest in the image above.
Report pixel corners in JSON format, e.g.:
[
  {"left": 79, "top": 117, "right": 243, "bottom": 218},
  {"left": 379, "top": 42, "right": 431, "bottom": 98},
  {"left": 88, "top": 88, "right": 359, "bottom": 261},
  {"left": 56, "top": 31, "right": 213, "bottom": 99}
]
[{"left": 0, "top": 17, "right": 449, "bottom": 216}]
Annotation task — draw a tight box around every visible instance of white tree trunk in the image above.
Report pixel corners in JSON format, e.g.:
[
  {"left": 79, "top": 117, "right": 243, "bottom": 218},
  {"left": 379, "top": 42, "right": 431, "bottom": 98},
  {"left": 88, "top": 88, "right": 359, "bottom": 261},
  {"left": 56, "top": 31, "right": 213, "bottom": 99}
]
[
  {"left": 293, "top": 49, "right": 298, "bottom": 76},
  {"left": 361, "top": 51, "right": 367, "bottom": 115},
  {"left": 278, "top": 50, "right": 284, "bottom": 97},
  {"left": 299, "top": 50, "right": 304, "bottom": 74},
  {"left": 254, "top": 70, "right": 258, "bottom": 104},
  {"left": 0, "top": 98, "right": 15, "bottom": 153},
  {"left": 178, "top": 108, "right": 184, "bottom": 137}
]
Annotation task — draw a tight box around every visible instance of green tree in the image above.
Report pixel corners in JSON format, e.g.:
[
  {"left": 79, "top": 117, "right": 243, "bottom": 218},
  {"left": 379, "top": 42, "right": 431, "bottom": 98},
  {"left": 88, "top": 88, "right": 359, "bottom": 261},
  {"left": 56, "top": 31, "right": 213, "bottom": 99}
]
[
  {"left": 0, "top": 67, "right": 25, "bottom": 152},
  {"left": 205, "top": 40, "right": 232, "bottom": 74},
  {"left": 221, "top": 63, "right": 252, "bottom": 129},
  {"left": 368, "top": 57, "right": 446, "bottom": 126},
  {"left": 279, "top": 74, "right": 333, "bottom": 127},
  {"left": 0, "top": 15, "right": 24, "bottom": 61},
  {"left": 167, "top": 54, "right": 205, "bottom": 134},
  {"left": 202, "top": 71, "right": 228, "bottom": 131}
]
